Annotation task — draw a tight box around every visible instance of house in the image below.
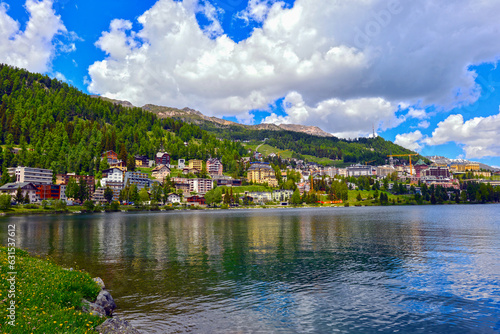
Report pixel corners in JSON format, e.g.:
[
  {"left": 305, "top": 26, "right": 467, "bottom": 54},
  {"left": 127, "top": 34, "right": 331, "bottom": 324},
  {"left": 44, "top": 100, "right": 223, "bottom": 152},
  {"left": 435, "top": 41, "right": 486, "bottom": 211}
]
[
  {"left": 186, "top": 195, "right": 205, "bottom": 205},
  {"left": 272, "top": 190, "right": 293, "bottom": 202},
  {"left": 247, "top": 162, "right": 278, "bottom": 187},
  {"left": 124, "top": 171, "right": 153, "bottom": 190},
  {"left": 151, "top": 165, "right": 170, "bottom": 181},
  {"left": 421, "top": 166, "right": 451, "bottom": 179},
  {"left": 216, "top": 177, "right": 242, "bottom": 187},
  {"left": 109, "top": 160, "right": 127, "bottom": 171},
  {"left": 413, "top": 159, "right": 428, "bottom": 178},
  {"left": 178, "top": 159, "right": 186, "bottom": 169},
  {"left": 245, "top": 191, "right": 272, "bottom": 204},
  {"left": 155, "top": 152, "right": 171, "bottom": 167},
  {"left": 36, "top": 184, "right": 61, "bottom": 200},
  {"left": 135, "top": 155, "right": 149, "bottom": 167},
  {"left": 0, "top": 182, "right": 39, "bottom": 203},
  {"left": 182, "top": 168, "right": 199, "bottom": 175},
  {"left": 104, "top": 181, "right": 123, "bottom": 201},
  {"left": 207, "top": 158, "right": 223, "bottom": 176},
  {"left": 92, "top": 187, "right": 107, "bottom": 204},
  {"left": 56, "top": 173, "right": 96, "bottom": 194},
  {"left": 377, "top": 165, "right": 396, "bottom": 178},
  {"left": 188, "top": 178, "right": 213, "bottom": 195},
  {"left": 167, "top": 193, "right": 181, "bottom": 204},
  {"left": 101, "top": 150, "right": 119, "bottom": 164},
  {"left": 7, "top": 166, "right": 53, "bottom": 185},
  {"left": 188, "top": 159, "right": 203, "bottom": 172}
]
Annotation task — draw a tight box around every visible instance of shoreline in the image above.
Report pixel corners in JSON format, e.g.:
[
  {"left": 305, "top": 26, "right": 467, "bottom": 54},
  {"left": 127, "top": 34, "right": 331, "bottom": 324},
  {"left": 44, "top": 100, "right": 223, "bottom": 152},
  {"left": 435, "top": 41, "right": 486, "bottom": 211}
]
[{"left": 1, "top": 201, "right": 496, "bottom": 218}]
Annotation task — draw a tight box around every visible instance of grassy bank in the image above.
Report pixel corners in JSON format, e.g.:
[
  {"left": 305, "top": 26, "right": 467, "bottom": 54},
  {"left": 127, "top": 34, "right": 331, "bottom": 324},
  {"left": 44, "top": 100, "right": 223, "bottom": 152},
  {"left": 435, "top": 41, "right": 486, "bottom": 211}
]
[{"left": 0, "top": 247, "right": 105, "bottom": 333}]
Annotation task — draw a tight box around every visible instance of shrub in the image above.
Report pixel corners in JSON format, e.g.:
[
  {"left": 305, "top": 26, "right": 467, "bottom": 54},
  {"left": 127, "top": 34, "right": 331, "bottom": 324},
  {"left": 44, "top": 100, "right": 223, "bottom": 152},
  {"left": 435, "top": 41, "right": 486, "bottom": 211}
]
[
  {"left": 0, "top": 194, "right": 12, "bottom": 210},
  {"left": 83, "top": 200, "right": 95, "bottom": 211},
  {"left": 110, "top": 201, "right": 120, "bottom": 211},
  {"left": 53, "top": 200, "right": 67, "bottom": 211}
]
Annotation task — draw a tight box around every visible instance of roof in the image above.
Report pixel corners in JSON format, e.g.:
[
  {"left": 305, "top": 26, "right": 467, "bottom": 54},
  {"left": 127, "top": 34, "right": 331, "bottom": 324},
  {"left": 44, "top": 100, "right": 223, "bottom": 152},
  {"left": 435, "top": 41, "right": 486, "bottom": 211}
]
[
  {"left": 156, "top": 152, "right": 169, "bottom": 157},
  {"left": 0, "top": 182, "right": 37, "bottom": 190},
  {"left": 415, "top": 159, "right": 427, "bottom": 166},
  {"left": 152, "top": 164, "right": 170, "bottom": 172}
]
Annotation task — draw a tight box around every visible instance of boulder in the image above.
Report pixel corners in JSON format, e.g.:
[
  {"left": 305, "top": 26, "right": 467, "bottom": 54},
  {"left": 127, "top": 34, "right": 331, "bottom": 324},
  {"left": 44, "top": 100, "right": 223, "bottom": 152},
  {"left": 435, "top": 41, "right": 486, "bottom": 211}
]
[
  {"left": 95, "top": 290, "right": 117, "bottom": 316},
  {"left": 93, "top": 277, "right": 106, "bottom": 290},
  {"left": 95, "top": 317, "right": 142, "bottom": 334},
  {"left": 81, "top": 299, "right": 106, "bottom": 317}
]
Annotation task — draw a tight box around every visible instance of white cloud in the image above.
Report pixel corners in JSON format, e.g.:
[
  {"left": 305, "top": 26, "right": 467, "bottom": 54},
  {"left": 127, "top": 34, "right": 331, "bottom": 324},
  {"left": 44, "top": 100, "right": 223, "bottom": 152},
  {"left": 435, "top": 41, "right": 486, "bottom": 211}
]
[
  {"left": 237, "top": 0, "right": 279, "bottom": 24},
  {"left": 87, "top": 0, "right": 500, "bottom": 139},
  {"left": 394, "top": 130, "right": 424, "bottom": 152},
  {"left": 263, "top": 92, "right": 400, "bottom": 138},
  {"left": 0, "top": 0, "right": 67, "bottom": 73},
  {"left": 53, "top": 71, "right": 67, "bottom": 82},
  {"left": 425, "top": 111, "right": 500, "bottom": 159},
  {"left": 417, "top": 120, "right": 430, "bottom": 129},
  {"left": 407, "top": 108, "right": 428, "bottom": 120}
]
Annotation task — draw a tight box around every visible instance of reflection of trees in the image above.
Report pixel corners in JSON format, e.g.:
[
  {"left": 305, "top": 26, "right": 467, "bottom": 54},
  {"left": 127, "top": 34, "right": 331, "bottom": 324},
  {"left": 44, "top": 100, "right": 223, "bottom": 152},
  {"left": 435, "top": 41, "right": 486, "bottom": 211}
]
[{"left": 6, "top": 209, "right": 426, "bottom": 309}]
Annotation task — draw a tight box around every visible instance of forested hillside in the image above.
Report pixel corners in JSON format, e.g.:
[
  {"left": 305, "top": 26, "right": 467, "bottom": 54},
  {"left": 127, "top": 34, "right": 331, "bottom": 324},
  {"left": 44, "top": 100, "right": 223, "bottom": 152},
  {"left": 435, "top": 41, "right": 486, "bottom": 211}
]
[
  {"left": 0, "top": 64, "right": 245, "bottom": 175},
  {"left": 199, "top": 123, "right": 421, "bottom": 166}
]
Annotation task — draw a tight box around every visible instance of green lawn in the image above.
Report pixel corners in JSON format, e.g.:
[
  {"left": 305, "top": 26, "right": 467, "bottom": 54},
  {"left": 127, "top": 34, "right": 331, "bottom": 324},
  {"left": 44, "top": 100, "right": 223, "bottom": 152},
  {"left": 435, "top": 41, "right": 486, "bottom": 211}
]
[{"left": 0, "top": 247, "right": 105, "bottom": 333}]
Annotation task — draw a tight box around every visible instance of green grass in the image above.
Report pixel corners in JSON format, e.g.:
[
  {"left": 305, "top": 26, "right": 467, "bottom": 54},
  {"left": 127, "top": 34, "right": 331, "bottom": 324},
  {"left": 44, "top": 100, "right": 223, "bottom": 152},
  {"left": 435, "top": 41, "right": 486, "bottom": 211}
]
[
  {"left": 136, "top": 167, "right": 153, "bottom": 177},
  {"left": 302, "top": 154, "right": 339, "bottom": 166},
  {"left": 0, "top": 247, "right": 105, "bottom": 333},
  {"left": 220, "top": 185, "right": 274, "bottom": 195}
]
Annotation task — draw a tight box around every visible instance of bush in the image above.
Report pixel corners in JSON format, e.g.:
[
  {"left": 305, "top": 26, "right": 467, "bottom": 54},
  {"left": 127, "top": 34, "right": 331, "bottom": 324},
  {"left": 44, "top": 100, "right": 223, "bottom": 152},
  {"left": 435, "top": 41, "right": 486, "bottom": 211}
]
[
  {"left": 83, "top": 200, "right": 95, "bottom": 211},
  {"left": 23, "top": 204, "right": 39, "bottom": 209},
  {"left": 53, "top": 200, "right": 67, "bottom": 211},
  {"left": 110, "top": 201, "right": 120, "bottom": 211},
  {"left": 0, "top": 194, "right": 12, "bottom": 210}
]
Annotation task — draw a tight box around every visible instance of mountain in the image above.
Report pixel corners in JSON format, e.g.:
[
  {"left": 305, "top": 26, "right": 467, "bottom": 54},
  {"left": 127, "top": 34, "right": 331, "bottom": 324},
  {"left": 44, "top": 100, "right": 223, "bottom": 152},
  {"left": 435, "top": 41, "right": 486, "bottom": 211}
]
[
  {"left": 427, "top": 156, "right": 498, "bottom": 171},
  {"left": 100, "top": 97, "right": 334, "bottom": 137}
]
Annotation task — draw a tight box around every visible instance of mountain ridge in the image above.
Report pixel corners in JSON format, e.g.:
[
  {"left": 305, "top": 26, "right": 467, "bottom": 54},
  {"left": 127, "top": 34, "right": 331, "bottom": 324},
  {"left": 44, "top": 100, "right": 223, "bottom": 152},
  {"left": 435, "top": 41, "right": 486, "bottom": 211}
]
[{"left": 95, "top": 96, "right": 334, "bottom": 138}]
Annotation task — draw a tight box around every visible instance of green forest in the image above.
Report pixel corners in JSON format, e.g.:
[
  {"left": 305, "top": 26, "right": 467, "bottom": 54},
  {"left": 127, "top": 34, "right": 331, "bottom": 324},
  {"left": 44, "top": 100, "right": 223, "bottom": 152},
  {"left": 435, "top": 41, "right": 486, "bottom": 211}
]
[{"left": 0, "top": 64, "right": 246, "bottom": 177}]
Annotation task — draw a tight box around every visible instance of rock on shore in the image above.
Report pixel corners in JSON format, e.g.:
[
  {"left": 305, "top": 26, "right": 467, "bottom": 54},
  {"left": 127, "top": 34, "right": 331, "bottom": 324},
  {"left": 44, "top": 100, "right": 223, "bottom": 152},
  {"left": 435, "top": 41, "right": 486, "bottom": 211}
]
[{"left": 82, "top": 277, "right": 142, "bottom": 333}]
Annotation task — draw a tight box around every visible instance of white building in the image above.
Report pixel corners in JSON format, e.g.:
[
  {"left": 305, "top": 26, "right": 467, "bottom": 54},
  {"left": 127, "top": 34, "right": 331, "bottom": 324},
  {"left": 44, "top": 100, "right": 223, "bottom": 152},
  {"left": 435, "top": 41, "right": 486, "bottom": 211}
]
[
  {"left": 189, "top": 178, "right": 213, "bottom": 195},
  {"left": 101, "top": 168, "right": 124, "bottom": 187},
  {"left": 7, "top": 166, "right": 53, "bottom": 184},
  {"left": 347, "top": 164, "right": 375, "bottom": 177},
  {"left": 178, "top": 159, "right": 186, "bottom": 169},
  {"left": 167, "top": 193, "right": 181, "bottom": 204}
]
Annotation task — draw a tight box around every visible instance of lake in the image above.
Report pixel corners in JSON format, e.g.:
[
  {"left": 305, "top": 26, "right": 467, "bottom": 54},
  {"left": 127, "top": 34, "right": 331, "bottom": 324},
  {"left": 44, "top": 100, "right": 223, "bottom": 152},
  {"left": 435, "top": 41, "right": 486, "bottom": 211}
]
[{"left": 1, "top": 205, "right": 500, "bottom": 333}]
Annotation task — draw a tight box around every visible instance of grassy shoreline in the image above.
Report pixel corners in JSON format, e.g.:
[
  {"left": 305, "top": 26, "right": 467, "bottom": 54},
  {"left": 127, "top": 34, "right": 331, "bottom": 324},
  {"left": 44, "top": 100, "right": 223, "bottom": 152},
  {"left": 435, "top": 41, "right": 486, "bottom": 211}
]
[
  {"left": 0, "top": 199, "right": 489, "bottom": 218},
  {"left": 0, "top": 247, "right": 105, "bottom": 333}
]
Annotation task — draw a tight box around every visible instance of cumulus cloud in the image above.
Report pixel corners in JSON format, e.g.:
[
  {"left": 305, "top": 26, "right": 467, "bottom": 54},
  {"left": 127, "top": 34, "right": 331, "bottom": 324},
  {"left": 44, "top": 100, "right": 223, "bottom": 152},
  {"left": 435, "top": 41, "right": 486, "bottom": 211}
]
[
  {"left": 87, "top": 0, "right": 500, "bottom": 137},
  {"left": 394, "top": 130, "right": 424, "bottom": 152},
  {"left": 237, "top": 0, "right": 278, "bottom": 24},
  {"left": 0, "top": 0, "right": 67, "bottom": 73},
  {"left": 263, "top": 92, "right": 401, "bottom": 138},
  {"left": 425, "top": 111, "right": 500, "bottom": 159}
]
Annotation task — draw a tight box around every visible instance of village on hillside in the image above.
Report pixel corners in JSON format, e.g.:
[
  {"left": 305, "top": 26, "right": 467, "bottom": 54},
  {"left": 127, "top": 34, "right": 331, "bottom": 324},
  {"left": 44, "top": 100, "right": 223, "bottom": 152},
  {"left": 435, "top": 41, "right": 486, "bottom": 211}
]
[{"left": 1, "top": 146, "right": 499, "bottom": 209}]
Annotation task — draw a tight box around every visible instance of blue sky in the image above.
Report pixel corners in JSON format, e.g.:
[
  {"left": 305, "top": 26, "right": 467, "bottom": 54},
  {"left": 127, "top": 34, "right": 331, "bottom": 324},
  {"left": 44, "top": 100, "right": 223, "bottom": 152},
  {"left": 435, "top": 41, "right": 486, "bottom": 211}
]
[{"left": 1, "top": 0, "right": 500, "bottom": 167}]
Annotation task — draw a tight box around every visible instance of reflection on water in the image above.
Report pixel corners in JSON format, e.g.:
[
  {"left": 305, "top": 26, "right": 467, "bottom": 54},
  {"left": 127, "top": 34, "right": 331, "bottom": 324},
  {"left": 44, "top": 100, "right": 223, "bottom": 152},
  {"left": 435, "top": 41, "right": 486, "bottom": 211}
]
[{"left": 1, "top": 206, "right": 500, "bottom": 333}]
